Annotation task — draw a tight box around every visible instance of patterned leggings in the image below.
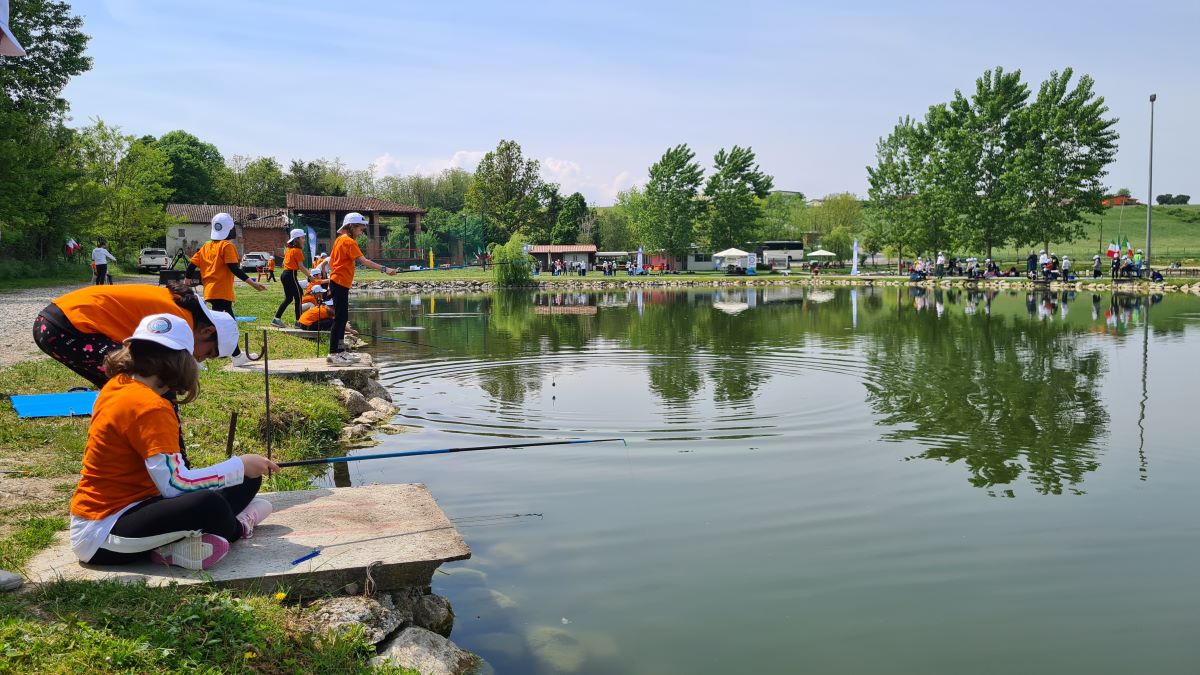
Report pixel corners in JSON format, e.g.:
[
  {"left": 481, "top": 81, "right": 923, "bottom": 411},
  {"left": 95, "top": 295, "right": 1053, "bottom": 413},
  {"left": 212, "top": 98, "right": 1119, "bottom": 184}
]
[{"left": 33, "top": 305, "right": 121, "bottom": 388}]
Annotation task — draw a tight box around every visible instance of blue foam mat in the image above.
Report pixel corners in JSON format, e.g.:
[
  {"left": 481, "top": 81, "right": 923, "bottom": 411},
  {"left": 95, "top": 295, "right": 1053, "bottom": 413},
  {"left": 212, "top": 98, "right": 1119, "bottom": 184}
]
[
  {"left": 236, "top": 316, "right": 257, "bottom": 322},
  {"left": 10, "top": 391, "right": 98, "bottom": 418}
]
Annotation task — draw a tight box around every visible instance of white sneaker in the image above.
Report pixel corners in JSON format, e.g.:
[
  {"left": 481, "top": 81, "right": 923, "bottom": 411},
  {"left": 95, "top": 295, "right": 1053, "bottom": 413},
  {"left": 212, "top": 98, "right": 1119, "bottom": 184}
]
[
  {"left": 150, "top": 533, "right": 230, "bottom": 570},
  {"left": 270, "top": 317, "right": 287, "bottom": 328},
  {"left": 230, "top": 352, "right": 251, "bottom": 367},
  {"left": 326, "top": 352, "right": 355, "bottom": 367}
]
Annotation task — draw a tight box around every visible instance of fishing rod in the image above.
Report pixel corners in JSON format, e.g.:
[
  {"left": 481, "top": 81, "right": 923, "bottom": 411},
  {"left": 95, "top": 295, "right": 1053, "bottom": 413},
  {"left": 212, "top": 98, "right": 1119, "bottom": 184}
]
[
  {"left": 276, "top": 437, "right": 626, "bottom": 468},
  {"left": 361, "top": 333, "right": 446, "bottom": 349}
]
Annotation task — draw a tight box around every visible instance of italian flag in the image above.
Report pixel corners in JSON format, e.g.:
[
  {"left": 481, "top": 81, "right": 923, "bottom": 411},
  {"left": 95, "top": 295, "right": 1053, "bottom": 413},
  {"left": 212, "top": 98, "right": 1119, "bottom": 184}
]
[
  {"left": 1123, "top": 236, "right": 1132, "bottom": 257},
  {"left": 1106, "top": 240, "right": 1119, "bottom": 258}
]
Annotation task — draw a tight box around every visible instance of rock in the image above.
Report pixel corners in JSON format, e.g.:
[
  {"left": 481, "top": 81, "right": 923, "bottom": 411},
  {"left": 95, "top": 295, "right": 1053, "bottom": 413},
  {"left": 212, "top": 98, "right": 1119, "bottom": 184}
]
[
  {"left": 369, "top": 397, "right": 396, "bottom": 414},
  {"left": 354, "top": 410, "right": 388, "bottom": 426},
  {"left": 527, "top": 626, "right": 588, "bottom": 673},
  {"left": 378, "top": 424, "right": 406, "bottom": 435},
  {"left": 340, "top": 424, "right": 367, "bottom": 441},
  {"left": 413, "top": 593, "right": 455, "bottom": 637},
  {"left": 309, "top": 593, "right": 403, "bottom": 645},
  {"left": 337, "top": 387, "right": 372, "bottom": 417},
  {"left": 361, "top": 377, "right": 393, "bottom": 403},
  {"left": 0, "top": 570, "right": 23, "bottom": 592},
  {"left": 372, "top": 626, "right": 481, "bottom": 675}
]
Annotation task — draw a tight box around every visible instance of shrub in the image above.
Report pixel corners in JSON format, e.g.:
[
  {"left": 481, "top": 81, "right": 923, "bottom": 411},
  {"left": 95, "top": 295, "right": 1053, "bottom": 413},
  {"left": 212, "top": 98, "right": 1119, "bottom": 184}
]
[{"left": 491, "top": 235, "right": 534, "bottom": 285}]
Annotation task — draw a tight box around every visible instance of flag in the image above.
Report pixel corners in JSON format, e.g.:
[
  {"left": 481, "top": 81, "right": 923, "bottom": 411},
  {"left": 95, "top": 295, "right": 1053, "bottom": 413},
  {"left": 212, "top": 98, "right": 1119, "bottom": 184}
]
[
  {"left": 1122, "top": 236, "right": 1131, "bottom": 257},
  {"left": 64, "top": 238, "right": 80, "bottom": 255},
  {"left": 1106, "top": 240, "right": 1119, "bottom": 258}
]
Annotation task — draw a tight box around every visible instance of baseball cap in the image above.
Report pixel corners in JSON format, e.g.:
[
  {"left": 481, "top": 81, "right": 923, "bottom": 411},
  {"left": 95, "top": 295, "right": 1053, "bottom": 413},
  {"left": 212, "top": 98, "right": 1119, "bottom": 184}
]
[
  {"left": 210, "top": 213, "right": 235, "bottom": 241},
  {"left": 1, "top": 0, "right": 26, "bottom": 57},
  {"left": 339, "top": 212, "right": 368, "bottom": 231},
  {"left": 125, "top": 313, "right": 195, "bottom": 352},
  {"left": 197, "top": 304, "right": 239, "bottom": 357},
  {"left": 287, "top": 228, "right": 305, "bottom": 243},
  {"left": 311, "top": 285, "right": 326, "bottom": 293}
]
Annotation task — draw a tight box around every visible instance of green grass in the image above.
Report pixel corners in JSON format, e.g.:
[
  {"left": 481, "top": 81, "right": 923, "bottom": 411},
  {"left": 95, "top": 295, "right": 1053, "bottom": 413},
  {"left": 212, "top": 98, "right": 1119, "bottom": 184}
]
[
  {"left": 990, "top": 204, "right": 1200, "bottom": 265},
  {"left": 0, "top": 280, "right": 420, "bottom": 672}
]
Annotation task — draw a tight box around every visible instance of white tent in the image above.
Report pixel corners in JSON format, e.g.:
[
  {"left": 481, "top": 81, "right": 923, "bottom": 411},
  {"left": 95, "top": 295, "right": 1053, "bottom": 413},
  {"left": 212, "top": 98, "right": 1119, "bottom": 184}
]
[
  {"left": 714, "top": 248, "right": 750, "bottom": 258},
  {"left": 808, "top": 249, "right": 836, "bottom": 257}
]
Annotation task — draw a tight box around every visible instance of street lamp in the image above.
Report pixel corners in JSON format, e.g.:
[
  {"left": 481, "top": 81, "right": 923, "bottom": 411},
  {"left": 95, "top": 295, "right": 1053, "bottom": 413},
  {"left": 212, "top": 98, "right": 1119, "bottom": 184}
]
[{"left": 1146, "top": 93, "right": 1156, "bottom": 267}]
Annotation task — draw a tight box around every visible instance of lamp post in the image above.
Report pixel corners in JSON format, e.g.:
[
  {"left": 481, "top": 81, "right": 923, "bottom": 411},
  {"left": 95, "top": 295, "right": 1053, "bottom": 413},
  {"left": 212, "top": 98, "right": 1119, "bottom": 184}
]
[{"left": 1145, "top": 93, "right": 1156, "bottom": 266}]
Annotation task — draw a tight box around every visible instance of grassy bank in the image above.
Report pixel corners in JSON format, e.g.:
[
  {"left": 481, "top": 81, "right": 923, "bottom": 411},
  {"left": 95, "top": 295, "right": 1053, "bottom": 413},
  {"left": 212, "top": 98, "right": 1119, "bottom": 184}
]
[{"left": 0, "top": 283, "right": 416, "bottom": 673}]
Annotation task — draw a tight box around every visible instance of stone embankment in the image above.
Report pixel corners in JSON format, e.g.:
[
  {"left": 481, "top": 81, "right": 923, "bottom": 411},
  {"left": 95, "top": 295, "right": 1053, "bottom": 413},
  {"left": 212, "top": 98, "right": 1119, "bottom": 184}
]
[{"left": 354, "top": 276, "right": 1200, "bottom": 295}]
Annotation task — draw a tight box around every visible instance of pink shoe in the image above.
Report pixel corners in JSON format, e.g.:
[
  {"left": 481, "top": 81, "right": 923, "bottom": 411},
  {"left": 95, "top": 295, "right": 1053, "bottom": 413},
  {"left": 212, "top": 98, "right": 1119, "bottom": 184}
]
[
  {"left": 236, "top": 498, "right": 273, "bottom": 539},
  {"left": 150, "top": 533, "right": 230, "bottom": 570}
]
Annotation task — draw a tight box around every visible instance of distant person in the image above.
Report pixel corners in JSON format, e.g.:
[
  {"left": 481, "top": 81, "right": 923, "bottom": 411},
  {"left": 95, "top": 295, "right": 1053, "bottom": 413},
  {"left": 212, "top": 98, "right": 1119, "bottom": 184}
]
[
  {"left": 1092, "top": 255, "right": 1102, "bottom": 278},
  {"left": 1111, "top": 254, "right": 1120, "bottom": 280},
  {"left": 91, "top": 239, "right": 117, "bottom": 286},
  {"left": 1026, "top": 250, "right": 1037, "bottom": 279},
  {"left": 1062, "top": 255, "right": 1072, "bottom": 280},
  {"left": 935, "top": 251, "right": 946, "bottom": 278},
  {"left": 272, "top": 229, "right": 312, "bottom": 327},
  {"left": 326, "top": 212, "right": 396, "bottom": 366},
  {"left": 1134, "top": 249, "right": 1144, "bottom": 277}
]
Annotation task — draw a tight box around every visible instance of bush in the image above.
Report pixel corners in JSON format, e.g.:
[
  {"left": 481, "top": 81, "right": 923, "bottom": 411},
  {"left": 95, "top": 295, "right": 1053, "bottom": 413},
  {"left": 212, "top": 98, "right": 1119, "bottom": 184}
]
[{"left": 490, "top": 235, "right": 534, "bottom": 285}]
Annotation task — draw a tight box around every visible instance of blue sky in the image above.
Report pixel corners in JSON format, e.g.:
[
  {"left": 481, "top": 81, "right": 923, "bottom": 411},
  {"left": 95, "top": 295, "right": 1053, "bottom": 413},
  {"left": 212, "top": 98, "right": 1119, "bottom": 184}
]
[{"left": 61, "top": 0, "right": 1197, "bottom": 205}]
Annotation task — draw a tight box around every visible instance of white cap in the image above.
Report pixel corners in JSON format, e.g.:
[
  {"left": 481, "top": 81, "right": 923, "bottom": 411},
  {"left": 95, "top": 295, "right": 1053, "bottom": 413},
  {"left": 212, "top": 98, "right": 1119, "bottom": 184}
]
[
  {"left": 339, "top": 212, "right": 368, "bottom": 230},
  {"left": 210, "top": 212, "right": 235, "bottom": 240},
  {"left": 1, "top": 0, "right": 26, "bottom": 57},
  {"left": 311, "top": 285, "right": 325, "bottom": 294},
  {"left": 287, "top": 228, "right": 305, "bottom": 243},
  {"left": 125, "top": 313, "right": 195, "bottom": 352},
  {"left": 196, "top": 304, "right": 239, "bottom": 357}
]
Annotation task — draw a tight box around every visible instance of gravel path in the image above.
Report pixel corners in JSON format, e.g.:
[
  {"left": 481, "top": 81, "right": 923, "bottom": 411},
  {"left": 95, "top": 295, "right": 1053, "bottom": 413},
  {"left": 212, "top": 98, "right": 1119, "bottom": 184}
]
[{"left": 0, "top": 281, "right": 140, "bottom": 371}]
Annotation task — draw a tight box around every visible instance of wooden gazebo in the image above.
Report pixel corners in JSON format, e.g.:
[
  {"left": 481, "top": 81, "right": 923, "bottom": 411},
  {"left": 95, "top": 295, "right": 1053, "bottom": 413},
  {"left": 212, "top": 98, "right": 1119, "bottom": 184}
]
[{"left": 286, "top": 194, "right": 426, "bottom": 258}]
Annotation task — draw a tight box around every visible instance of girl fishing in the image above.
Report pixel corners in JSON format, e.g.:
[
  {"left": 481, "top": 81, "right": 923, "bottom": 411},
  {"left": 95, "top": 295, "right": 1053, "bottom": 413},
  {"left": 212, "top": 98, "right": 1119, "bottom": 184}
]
[
  {"left": 187, "top": 212, "right": 266, "bottom": 364},
  {"left": 70, "top": 314, "right": 278, "bottom": 570},
  {"left": 271, "top": 228, "right": 312, "bottom": 327},
  {"left": 326, "top": 212, "right": 395, "bottom": 365},
  {"left": 33, "top": 281, "right": 240, "bottom": 388}
]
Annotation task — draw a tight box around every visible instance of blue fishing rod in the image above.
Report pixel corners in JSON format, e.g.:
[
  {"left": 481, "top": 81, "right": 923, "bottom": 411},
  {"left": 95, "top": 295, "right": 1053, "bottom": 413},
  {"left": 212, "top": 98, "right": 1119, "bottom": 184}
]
[{"left": 276, "top": 437, "right": 626, "bottom": 468}]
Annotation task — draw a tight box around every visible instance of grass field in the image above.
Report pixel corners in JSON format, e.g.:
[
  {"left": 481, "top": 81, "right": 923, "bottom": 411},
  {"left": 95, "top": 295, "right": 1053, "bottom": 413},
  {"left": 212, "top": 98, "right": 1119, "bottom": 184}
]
[{"left": 990, "top": 204, "right": 1200, "bottom": 265}]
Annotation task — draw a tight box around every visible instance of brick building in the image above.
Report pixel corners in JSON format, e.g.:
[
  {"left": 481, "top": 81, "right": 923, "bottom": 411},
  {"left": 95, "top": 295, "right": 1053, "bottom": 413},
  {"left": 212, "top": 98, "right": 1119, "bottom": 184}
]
[{"left": 165, "top": 204, "right": 287, "bottom": 259}]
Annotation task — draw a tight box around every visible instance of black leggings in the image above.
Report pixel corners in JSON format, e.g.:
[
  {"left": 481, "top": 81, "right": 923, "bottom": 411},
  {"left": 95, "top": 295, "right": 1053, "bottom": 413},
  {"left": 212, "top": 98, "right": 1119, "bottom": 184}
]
[
  {"left": 275, "top": 270, "right": 302, "bottom": 321},
  {"left": 94, "top": 264, "right": 108, "bottom": 286},
  {"left": 329, "top": 282, "right": 350, "bottom": 353},
  {"left": 206, "top": 299, "right": 241, "bottom": 356},
  {"left": 88, "top": 477, "right": 261, "bottom": 565},
  {"left": 33, "top": 305, "right": 121, "bottom": 388}
]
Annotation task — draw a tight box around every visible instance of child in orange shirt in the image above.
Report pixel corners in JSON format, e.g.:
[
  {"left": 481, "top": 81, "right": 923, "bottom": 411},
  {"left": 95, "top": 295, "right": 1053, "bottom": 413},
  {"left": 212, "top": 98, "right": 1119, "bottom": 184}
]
[
  {"left": 272, "top": 229, "right": 312, "bottom": 327},
  {"left": 187, "top": 213, "right": 266, "bottom": 364},
  {"left": 69, "top": 314, "right": 278, "bottom": 570},
  {"left": 326, "top": 212, "right": 395, "bottom": 365}
]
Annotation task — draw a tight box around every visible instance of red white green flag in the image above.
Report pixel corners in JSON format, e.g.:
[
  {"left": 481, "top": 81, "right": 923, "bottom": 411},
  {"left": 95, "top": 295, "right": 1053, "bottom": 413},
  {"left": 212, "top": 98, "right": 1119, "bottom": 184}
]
[
  {"left": 1106, "top": 240, "right": 1119, "bottom": 258},
  {"left": 1123, "top": 236, "right": 1132, "bottom": 256}
]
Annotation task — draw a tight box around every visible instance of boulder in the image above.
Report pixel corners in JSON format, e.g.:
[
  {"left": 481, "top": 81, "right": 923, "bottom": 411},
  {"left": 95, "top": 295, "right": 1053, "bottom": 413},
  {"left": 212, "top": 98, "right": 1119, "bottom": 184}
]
[
  {"left": 369, "top": 397, "right": 396, "bottom": 414},
  {"left": 413, "top": 593, "right": 455, "bottom": 637},
  {"left": 372, "top": 627, "right": 481, "bottom": 675},
  {"left": 340, "top": 424, "right": 367, "bottom": 441},
  {"left": 309, "top": 593, "right": 403, "bottom": 645},
  {"left": 361, "top": 378, "right": 393, "bottom": 403},
  {"left": 337, "top": 387, "right": 372, "bottom": 418},
  {"left": 0, "top": 570, "right": 22, "bottom": 592}
]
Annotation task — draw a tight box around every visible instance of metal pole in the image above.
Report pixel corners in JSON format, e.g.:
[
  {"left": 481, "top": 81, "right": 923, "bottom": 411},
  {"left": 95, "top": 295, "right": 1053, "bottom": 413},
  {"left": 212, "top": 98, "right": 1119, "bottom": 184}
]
[
  {"left": 1146, "top": 94, "right": 1156, "bottom": 267},
  {"left": 263, "top": 330, "right": 272, "bottom": 462}
]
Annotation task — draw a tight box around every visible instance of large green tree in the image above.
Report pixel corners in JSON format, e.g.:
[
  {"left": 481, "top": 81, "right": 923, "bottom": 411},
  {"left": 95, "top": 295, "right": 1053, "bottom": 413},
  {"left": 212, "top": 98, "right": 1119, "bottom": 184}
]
[
  {"left": 215, "top": 155, "right": 287, "bottom": 207},
  {"left": 285, "top": 158, "right": 348, "bottom": 197},
  {"left": 756, "top": 192, "right": 807, "bottom": 242},
  {"left": 1, "top": 0, "right": 92, "bottom": 120},
  {"left": 641, "top": 144, "right": 704, "bottom": 258},
  {"left": 701, "top": 146, "right": 773, "bottom": 250},
  {"left": 552, "top": 191, "right": 588, "bottom": 244},
  {"left": 596, "top": 191, "right": 640, "bottom": 252},
  {"left": 153, "top": 130, "right": 224, "bottom": 203},
  {"left": 77, "top": 120, "right": 176, "bottom": 258},
  {"left": 1012, "top": 69, "right": 1118, "bottom": 251},
  {"left": 465, "top": 139, "right": 543, "bottom": 243},
  {"left": 866, "top": 117, "right": 942, "bottom": 268}
]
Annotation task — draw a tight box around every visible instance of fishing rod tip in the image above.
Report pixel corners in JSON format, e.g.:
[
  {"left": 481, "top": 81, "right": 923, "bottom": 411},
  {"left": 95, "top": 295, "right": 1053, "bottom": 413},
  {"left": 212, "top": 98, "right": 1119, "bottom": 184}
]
[{"left": 622, "top": 438, "right": 628, "bottom": 446}]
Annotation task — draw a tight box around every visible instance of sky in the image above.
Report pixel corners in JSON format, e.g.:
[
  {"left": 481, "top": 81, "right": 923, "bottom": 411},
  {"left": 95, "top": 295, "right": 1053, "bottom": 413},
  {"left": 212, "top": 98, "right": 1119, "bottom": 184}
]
[{"left": 57, "top": 0, "right": 1199, "bottom": 206}]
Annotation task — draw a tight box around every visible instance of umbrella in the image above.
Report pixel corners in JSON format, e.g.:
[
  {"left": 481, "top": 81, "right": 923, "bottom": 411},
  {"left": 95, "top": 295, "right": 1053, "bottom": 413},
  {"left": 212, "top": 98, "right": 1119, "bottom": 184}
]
[{"left": 808, "top": 249, "right": 836, "bottom": 257}]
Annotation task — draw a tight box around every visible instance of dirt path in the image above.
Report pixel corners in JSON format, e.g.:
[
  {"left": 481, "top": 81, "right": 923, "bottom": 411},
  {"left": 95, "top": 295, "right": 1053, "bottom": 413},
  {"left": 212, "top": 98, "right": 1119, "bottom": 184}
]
[{"left": 0, "top": 280, "right": 145, "bottom": 371}]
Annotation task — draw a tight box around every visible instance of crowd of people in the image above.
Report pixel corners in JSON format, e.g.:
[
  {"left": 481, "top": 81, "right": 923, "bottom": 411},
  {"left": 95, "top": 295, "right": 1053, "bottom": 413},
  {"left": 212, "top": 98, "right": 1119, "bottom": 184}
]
[{"left": 904, "top": 247, "right": 1162, "bottom": 283}]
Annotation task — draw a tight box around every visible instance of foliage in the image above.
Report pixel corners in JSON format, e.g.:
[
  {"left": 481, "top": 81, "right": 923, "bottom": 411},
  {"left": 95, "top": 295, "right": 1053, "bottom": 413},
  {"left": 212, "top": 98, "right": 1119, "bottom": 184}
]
[
  {"left": 700, "top": 146, "right": 773, "bottom": 250},
  {"left": 215, "top": 155, "right": 287, "bottom": 207},
  {"left": 77, "top": 120, "right": 177, "bottom": 258},
  {"left": 152, "top": 130, "right": 224, "bottom": 203},
  {"left": 372, "top": 168, "right": 473, "bottom": 212},
  {"left": 490, "top": 234, "right": 534, "bottom": 285},
  {"left": 642, "top": 144, "right": 704, "bottom": 258},
  {"left": 553, "top": 191, "right": 589, "bottom": 244},
  {"left": 808, "top": 193, "right": 864, "bottom": 236},
  {"left": 466, "top": 139, "right": 543, "bottom": 243},
  {"left": 416, "top": 230, "right": 439, "bottom": 256},
  {"left": 528, "top": 182, "right": 560, "bottom": 244},
  {"left": 577, "top": 211, "right": 598, "bottom": 246},
  {"left": 1156, "top": 194, "right": 1191, "bottom": 205},
  {"left": 866, "top": 117, "right": 937, "bottom": 266},
  {"left": 0, "top": 0, "right": 92, "bottom": 121},
  {"left": 285, "top": 158, "right": 348, "bottom": 197},
  {"left": 597, "top": 197, "right": 637, "bottom": 252},
  {"left": 1116, "top": 187, "right": 1132, "bottom": 197},
  {"left": 756, "top": 192, "right": 808, "bottom": 242}
]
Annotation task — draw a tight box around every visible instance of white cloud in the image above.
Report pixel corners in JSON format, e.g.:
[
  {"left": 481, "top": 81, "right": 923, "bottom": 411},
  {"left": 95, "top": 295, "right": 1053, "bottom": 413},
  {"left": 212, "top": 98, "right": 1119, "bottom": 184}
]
[
  {"left": 371, "top": 150, "right": 487, "bottom": 178},
  {"left": 542, "top": 158, "right": 637, "bottom": 205}
]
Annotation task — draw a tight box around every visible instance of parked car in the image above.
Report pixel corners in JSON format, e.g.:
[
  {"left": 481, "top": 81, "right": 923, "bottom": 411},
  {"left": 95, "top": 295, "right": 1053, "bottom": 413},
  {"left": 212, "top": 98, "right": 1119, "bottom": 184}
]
[
  {"left": 137, "top": 247, "right": 170, "bottom": 274},
  {"left": 240, "top": 251, "right": 272, "bottom": 273}
]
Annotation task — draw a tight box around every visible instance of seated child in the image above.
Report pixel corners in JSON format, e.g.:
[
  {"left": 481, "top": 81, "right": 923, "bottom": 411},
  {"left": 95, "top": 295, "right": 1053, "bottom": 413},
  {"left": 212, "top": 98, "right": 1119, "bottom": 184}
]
[
  {"left": 69, "top": 314, "right": 278, "bottom": 570},
  {"left": 298, "top": 300, "right": 335, "bottom": 331}
]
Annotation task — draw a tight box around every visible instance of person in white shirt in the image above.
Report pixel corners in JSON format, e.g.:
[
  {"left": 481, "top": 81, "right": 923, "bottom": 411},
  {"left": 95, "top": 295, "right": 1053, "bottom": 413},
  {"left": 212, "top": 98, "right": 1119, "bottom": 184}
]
[{"left": 91, "top": 239, "right": 117, "bottom": 286}]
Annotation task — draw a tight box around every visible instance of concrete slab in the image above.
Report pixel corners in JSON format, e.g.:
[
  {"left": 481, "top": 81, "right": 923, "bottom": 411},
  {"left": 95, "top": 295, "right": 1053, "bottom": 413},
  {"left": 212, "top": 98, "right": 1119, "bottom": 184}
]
[
  {"left": 26, "top": 484, "right": 471, "bottom": 593},
  {"left": 265, "top": 327, "right": 367, "bottom": 348},
  {"left": 223, "top": 355, "right": 377, "bottom": 389}
]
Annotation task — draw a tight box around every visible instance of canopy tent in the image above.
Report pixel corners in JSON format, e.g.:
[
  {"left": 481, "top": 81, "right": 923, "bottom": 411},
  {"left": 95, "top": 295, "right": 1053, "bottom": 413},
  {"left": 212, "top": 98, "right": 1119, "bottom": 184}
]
[
  {"left": 807, "top": 249, "right": 836, "bottom": 257},
  {"left": 714, "top": 248, "right": 750, "bottom": 258}
]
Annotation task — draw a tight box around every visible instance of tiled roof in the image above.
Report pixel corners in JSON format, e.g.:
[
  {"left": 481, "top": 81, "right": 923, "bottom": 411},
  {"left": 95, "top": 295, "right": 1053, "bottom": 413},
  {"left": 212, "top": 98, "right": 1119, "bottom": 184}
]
[
  {"left": 528, "top": 244, "right": 598, "bottom": 253},
  {"left": 286, "top": 193, "right": 426, "bottom": 214},
  {"left": 166, "top": 204, "right": 288, "bottom": 229}
]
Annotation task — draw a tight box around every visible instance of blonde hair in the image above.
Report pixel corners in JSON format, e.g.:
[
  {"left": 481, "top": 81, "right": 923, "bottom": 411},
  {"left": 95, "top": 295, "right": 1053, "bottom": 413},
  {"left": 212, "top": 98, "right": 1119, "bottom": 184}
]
[{"left": 103, "top": 340, "right": 200, "bottom": 404}]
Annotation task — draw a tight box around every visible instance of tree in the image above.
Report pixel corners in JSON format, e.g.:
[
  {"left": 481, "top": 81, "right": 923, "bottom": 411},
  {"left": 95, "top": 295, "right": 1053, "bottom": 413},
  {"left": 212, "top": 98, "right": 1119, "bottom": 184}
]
[
  {"left": 866, "top": 117, "right": 939, "bottom": 270},
  {"left": 215, "top": 155, "right": 287, "bottom": 207},
  {"left": 1116, "top": 187, "right": 1132, "bottom": 197},
  {"left": 641, "top": 144, "right": 704, "bottom": 258},
  {"left": 576, "top": 211, "right": 598, "bottom": 246},
  {"left": 1173, "top": 194, "right": 1191, "bottom": 205},
  {"left": 701, "top": 146, "right": 773, "bottom": 250},
  {"left": 0, "top": 0, "right": 92, "bottom": 121},
  {"left": 465, "top": 139, "right": 543, "bottom": 244},
  {"left": 77, "top": 120, "right": 176, "bottom": 258},
  {"left": 1156, "top": 194, "right": 1173, "bottom": 205},
  {"left": 490, "top": 234, "right": 533, "bottom": 285},
  {"left": 153, "top": 130, "right": 224, "bottom": 203},
  {"left": 756, "top": 192, "right": 807, "bottom": 242},
  {"left": 285, "top": 158, "right": 348, "bottom": 197},
  {"left": 597, "top": 192, "right": 639, "bottom": 252},
  {"left": 0, "top": 113, "right": 89, "bottom": 259},
  {"left": 528, "top": 183, "right": 560, "bottom": 244},
  {"left": 1012, "top": 69, "right": 1118, "bottom": 251},
  {"left": 552, "top": 192, "right": 588, "bottom": 244}
]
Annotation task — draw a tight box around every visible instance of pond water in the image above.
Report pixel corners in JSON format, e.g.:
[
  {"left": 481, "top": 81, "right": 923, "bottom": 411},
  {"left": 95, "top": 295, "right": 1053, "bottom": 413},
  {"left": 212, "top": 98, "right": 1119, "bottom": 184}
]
[{"left": 335, "top": 286, "right": 1200, "bottom": 674}]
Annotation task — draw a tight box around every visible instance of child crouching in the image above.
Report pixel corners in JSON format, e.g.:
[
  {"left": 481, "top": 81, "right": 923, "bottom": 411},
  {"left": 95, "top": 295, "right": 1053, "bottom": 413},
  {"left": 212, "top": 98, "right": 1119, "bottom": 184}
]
[{"left": 69, "top": 314, "right": 278, "bottom": 570}]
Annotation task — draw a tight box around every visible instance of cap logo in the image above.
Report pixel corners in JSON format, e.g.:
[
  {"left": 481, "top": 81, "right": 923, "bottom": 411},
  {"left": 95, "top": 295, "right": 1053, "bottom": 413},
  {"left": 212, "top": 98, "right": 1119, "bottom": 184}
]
[
  {"left": 148, "top": 317, "right": 172, "bottom": 334},
  {"left": 214, "top": 222, "right": 224, "bottom": 232}
]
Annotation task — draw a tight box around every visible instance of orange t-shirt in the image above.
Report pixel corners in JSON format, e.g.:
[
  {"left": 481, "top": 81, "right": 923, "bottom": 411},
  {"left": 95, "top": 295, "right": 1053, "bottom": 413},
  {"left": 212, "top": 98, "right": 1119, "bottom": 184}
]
[
  {"left": 190, "top": 240, "right": 240, "bottom": 301},
  {"left": 70, "top": 375, "right": 181, "bottom": 520},
  {"left": 298, "top": 304, "right": 332, "bottom": 327},
  {"left": 53, "top": 285, "right": 195, "bottom": 343},
  {"left": 284, "top": 248, "right": 303, "bottom": 271},
  {"left": 328, "top": 235, "right": 363, "bottom": 288},
  {"left": 266, "top": 258, "right": 276, "bottom": 271}
]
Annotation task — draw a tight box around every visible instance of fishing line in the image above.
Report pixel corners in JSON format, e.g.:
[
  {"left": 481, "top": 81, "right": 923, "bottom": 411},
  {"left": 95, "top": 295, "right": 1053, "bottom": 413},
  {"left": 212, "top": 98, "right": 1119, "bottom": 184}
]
[{"left": 276, "top": 438, "right": 627, "bottom": 468}]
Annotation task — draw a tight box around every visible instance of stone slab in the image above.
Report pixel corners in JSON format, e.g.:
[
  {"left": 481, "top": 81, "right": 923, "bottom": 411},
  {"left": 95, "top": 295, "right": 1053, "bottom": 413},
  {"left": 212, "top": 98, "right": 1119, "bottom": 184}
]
[
  {"left": 25, "top": 484, "right": 470, "bottom": 593},
  {"left": 223, "top": 354, "right": 377, "bottom": 388}
]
